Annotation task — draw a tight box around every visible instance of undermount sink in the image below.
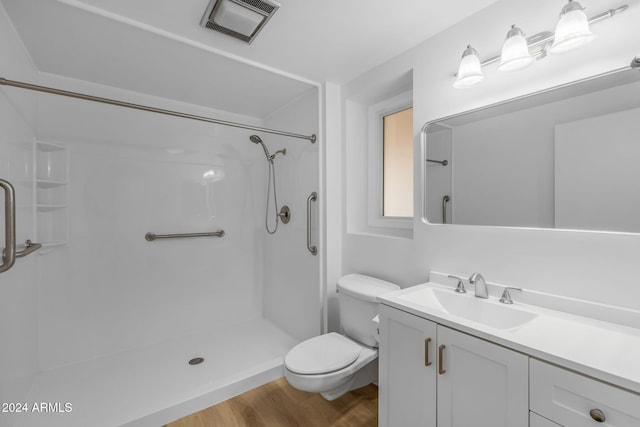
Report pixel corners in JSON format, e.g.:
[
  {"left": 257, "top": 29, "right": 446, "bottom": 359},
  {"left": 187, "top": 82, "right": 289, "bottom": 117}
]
[{"left": 396, "top": 285, "right": 538, "bottom": 330}]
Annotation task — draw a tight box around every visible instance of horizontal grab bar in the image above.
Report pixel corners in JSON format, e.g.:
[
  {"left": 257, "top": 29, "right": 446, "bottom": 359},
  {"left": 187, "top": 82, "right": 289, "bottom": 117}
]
[
  {"left": 145, "top": 230, "right": 225, "bottom": 241},
  {"left": 1, "top": 240, "right": 41, "bottom": 260},
  {"left": 15, "top": 240, "right": 41, "bottom": 258}
]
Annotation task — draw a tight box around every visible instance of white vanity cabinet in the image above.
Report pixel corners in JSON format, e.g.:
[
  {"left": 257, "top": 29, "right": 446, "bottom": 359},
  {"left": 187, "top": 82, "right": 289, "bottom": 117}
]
[{"left": 379, "top": 304, "right": 528, "bottom": 427}]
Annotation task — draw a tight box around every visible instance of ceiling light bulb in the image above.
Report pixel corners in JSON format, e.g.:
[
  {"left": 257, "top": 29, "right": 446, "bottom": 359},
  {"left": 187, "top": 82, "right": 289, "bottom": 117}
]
[
  {"left": 498, "top": 25, "right": 535, "bottom": 72},
  {"left": 453, "top": 45, "right": 484, "bottom": 89},
  {"left": 550, "top": 0, "right": 596, "bottom": 54}
]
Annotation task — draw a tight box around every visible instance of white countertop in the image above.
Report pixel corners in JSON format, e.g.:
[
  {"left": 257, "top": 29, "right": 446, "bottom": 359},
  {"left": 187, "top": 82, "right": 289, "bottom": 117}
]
[{"left": 378, "top": 281, "right": 640, "bottom": 395}]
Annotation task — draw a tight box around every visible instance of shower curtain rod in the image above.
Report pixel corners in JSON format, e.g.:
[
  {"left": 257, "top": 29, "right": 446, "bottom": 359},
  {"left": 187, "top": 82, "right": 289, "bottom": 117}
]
[{"left": 0, "top": 77, "right": 317, "bottom": 143}]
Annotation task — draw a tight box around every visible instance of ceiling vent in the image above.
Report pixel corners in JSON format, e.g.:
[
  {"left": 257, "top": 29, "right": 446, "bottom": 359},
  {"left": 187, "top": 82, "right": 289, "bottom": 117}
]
[{"left": 200, "top": 0, "right": 280, "bottom": 44}]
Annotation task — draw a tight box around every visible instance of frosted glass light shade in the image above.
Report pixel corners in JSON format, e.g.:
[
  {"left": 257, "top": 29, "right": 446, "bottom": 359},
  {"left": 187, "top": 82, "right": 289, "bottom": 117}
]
[
  {"left": 453, "top": 45, "right": 484, "bottom": 89},
  {"left": 498, "top": 25, "right": 535, "bottom": 72},
  {"left": 551, "top": 1, "right": 596, "bottom": 54},
  {"left": 212, "top": 0, "right": 265, "bottom": 36}
]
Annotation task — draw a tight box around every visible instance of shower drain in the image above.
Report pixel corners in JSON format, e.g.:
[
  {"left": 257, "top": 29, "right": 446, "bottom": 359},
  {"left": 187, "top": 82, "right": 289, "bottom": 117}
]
[{"left": 188, "top": 357, "right": 205, "bottom": 366}]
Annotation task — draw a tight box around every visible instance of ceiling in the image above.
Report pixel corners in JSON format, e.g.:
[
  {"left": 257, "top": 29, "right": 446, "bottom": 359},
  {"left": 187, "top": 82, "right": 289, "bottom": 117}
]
[{"left": 1, "top": 0, "right": 501, "bottom": 116}]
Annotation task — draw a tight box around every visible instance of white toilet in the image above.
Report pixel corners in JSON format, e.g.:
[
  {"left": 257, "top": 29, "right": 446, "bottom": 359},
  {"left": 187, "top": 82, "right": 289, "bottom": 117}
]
[{"left": 284, "top": 274, "right": 400, "bottom": 400}]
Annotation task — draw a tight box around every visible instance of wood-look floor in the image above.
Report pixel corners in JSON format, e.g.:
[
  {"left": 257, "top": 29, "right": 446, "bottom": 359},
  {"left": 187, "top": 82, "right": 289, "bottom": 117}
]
[{"left": 165, "top": 377, "right": 378, "bottom": 427}]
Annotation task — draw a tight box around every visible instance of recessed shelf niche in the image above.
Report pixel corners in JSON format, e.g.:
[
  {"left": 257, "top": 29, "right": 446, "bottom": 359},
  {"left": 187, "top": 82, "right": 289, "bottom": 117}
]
[{"left": 35, "top": 140, "right": 68, "bottom": 249}]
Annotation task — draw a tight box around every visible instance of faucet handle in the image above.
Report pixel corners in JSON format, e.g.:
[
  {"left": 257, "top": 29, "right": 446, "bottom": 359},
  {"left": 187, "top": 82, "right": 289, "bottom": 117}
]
[
  {"left": 499, "top": 287, "right": 522, "bottom": 304},
  {"left": 448, "top": 275, "right": 467, "bottom": 293}
]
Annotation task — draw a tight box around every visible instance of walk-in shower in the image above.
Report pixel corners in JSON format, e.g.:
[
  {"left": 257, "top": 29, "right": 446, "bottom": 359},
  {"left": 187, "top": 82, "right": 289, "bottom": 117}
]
[
  {"left": 251, "top": 135, "right": 290, "bottom": 234},
  {"left": 0, "top": 71, "right": 320, "bottom": 427}
]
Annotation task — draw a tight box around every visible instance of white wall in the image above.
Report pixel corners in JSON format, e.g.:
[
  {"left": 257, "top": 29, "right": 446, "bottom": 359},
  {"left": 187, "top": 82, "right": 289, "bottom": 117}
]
[
  {"left": 0, "top": 2, "right": 39, "bottom": 420},
  {"left": 336, "top": 0, "right": 640, "bottom": 311},
  {"left": 35, "top": 73, "right": 270, "bottom": 370},
  {"left": 323, "top": 82, "right": 342, "bottom": 333},
  {"left": 261, "top": 88, "right": 321, "bottom": 341}
]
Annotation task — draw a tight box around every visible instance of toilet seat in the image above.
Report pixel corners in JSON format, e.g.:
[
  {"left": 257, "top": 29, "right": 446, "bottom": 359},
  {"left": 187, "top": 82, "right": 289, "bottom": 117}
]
[{"left": 285, "top": 332, "right": 361, "bottom": 375}]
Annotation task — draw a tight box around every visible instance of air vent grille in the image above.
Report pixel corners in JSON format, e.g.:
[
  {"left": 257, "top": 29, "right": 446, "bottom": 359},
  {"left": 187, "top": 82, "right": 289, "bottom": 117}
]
[
  {"left": 201, "top": 0, "right": 280, "bottom": 44},
  {"left": 205, "top": 21, "right": 252, "bottom": 43},
  {"left": 242, "top": 0, "right": 276, "bottom": 14}
]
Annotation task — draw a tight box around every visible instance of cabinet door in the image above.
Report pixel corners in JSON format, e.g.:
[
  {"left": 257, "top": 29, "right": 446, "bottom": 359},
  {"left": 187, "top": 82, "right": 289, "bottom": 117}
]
[
  {"left": 437, "top": 326, "right": 528, "bottom": 427},
  {"left": 379, "top": 304, "right": 437, "bottom": 427}
]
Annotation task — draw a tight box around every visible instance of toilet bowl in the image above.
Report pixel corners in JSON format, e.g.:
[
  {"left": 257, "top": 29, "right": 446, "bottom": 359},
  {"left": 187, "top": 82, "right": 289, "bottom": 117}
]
[
  {"left": 284, "top": 332, "right": 378, "bottom": 400},
  {"left": 283, "top": 274, "right": 400, "bottom": 400}
]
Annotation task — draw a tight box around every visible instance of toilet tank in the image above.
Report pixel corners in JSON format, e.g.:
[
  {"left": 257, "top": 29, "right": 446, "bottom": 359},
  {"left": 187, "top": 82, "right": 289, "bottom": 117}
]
[{"left": 337, "top": 274, "right": 400, "bottom": 347}]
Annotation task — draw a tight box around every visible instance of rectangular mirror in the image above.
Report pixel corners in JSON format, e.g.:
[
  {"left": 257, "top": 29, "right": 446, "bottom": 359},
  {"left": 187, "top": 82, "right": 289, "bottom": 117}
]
[{"left": 423, "top": 66, "right": 640, "bottom": 233}]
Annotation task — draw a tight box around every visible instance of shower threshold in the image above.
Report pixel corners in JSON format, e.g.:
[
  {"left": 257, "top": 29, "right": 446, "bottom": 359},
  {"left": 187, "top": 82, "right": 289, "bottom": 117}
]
[{"left": 15, "top": 318, "right": 298, "bottom": 427}]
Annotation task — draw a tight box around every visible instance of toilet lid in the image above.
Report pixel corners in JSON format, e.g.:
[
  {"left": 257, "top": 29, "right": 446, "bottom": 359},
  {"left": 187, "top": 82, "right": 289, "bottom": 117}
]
[{"left": 285, "top": 333, "right": 361, "bottom": 375}]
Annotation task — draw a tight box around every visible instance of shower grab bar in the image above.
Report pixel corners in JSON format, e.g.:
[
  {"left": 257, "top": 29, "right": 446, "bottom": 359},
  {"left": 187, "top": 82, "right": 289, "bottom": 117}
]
[
  {"left": 0, "top": 179, "right": 16, "bottom": 273},
  {"left": 427, "top": 158, "right": 449, "bottom": 166},
  {"left": 306, "top": 192, "right": 317, "bottom": 256},
  {"left": 15, "top": 240, "right": 42, "bottom": 258},
  {"left": 442, "top": 195, "right": 450, "bottom": 225},
  {"left": 145, "top": 230, "right": 225, "bottom": 241},
  {"left": 0, "top": 78, "right": 316, "bottom": 143},
  {"left": 4, "top": 240, "right": 43, "bottom": 260}
]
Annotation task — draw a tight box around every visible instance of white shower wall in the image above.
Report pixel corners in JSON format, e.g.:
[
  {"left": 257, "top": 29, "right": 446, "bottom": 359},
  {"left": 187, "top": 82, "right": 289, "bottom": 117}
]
[
  {"left": 0, "top": 2, "right": 39, "bottom": 418},
  {"left": 262, "top": 89, "right": 321, "bottom": 341},
  {"left": 32, "top": 73, "right": 318, "bottom": 371}
]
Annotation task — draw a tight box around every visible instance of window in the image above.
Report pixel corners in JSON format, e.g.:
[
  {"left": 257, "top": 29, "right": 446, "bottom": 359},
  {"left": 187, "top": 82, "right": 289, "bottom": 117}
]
[
  {"left": 383, "top": 107, "right": 413, "bottom": 217},
  {"left": 363, "top": 90, "right": 413, "bottom": 234},
  {"left": 345, "top": 88, "right": 412, "bottom": 237}
]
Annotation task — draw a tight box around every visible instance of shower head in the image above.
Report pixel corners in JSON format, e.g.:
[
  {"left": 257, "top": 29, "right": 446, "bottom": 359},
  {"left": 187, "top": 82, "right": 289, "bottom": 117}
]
[{"left": 250, "top": 135, "right": 271, "bottom": 161}]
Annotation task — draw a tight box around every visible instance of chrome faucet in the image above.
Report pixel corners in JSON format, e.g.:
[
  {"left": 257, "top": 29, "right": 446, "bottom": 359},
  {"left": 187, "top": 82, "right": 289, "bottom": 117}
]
[{"left": 469, "top": 273, "right": 489, "bottom": 299}]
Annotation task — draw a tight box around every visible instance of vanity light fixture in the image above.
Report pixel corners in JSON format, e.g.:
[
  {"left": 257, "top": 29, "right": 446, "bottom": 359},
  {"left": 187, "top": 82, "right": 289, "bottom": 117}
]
[
  {"left": 498, "top": 25, "right": 535, "bottom": 72},
  {"left": 550, "top": 0, "right": 596, "bottom": 54},
  {"left": 453, "top": 45, "right": 484, "bottom": 89},
  {"left": 453, "top": 2, "right": 628, "bottom": 88}
]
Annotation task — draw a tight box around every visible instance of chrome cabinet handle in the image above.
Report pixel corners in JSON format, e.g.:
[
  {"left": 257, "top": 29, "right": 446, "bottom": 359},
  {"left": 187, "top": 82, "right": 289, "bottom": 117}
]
[
  {"left": 589, "top": 409, "right": 606, "bottom": 422},
  {"left": 438, "top": 345, "right": 446, "bottom": 374},
  {"left": 306, "top": 192, "right": 317, "bottom": 256},
  {"left": 424, "top": 338, "right": 432, "bottom": 366},
  {"left": 0, "top": 179, "right": 16, "bottom": 273}
]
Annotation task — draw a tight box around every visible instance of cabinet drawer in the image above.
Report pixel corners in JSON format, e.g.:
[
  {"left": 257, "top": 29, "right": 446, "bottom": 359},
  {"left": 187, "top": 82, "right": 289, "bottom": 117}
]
[{"left": 530, "top": 359, "right": 640, "bottom": 426}]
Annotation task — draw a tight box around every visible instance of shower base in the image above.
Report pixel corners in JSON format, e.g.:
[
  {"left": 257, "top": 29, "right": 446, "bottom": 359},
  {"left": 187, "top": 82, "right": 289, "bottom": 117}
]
[{"left": 15, "top": 318, "right": 298, "bottom": 427}]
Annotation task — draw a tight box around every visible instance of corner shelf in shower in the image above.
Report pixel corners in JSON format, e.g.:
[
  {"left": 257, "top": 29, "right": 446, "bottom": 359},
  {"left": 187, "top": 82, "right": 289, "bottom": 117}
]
[
  {"left": 36, "top": 179, "right": 67, "bottom": 188},
  {"left": 36, "top": 204, "right": 67, "bottom": 212},
  {"left": 34, "top": 140, "right": 69, "bottom": 250}
]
